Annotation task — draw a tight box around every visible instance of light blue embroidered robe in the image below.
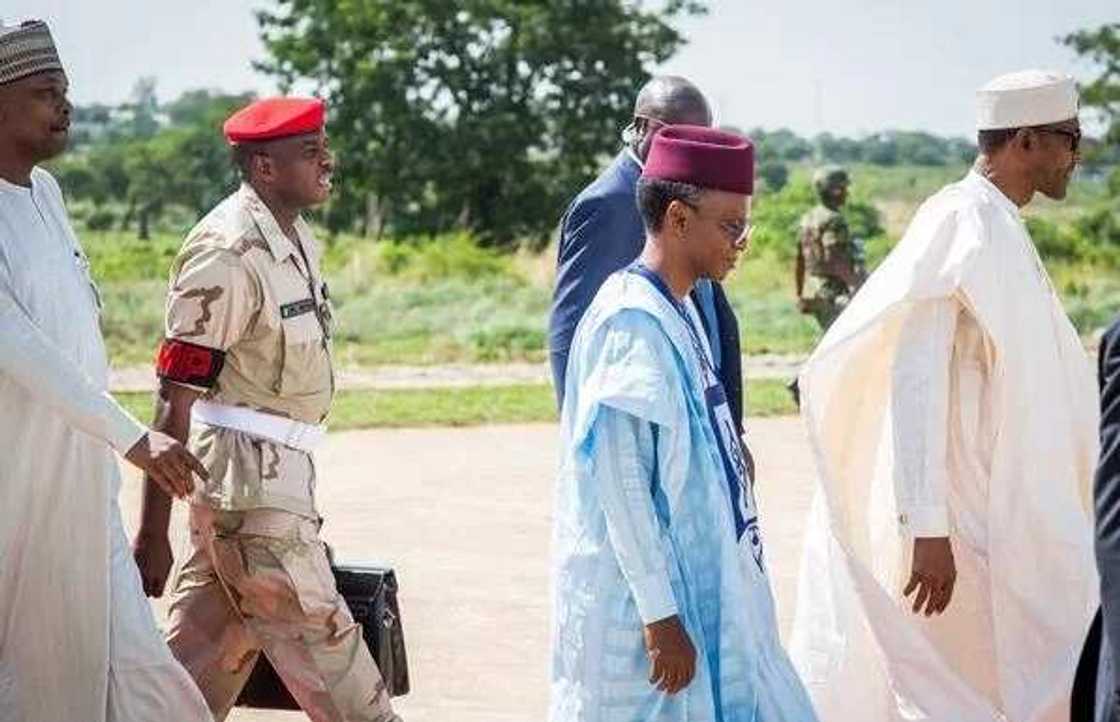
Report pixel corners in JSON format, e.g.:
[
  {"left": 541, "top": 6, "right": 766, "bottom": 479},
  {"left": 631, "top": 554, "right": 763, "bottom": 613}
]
[{"left": 549, "top": 271, "right": 817, "bottom": 722}]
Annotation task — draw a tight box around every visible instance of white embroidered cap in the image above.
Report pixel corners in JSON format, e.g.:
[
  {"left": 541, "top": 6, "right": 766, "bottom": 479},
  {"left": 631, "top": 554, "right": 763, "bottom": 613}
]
[{"left": 976, "top": 69, "right": 1078, "bottom": 130}]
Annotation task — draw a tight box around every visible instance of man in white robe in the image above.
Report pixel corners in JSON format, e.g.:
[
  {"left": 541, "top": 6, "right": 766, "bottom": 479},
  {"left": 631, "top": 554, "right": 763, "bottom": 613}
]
[
  {"left": 790, "top": 69, "right": 1098, "bottom": 722},
  {"left": 0, "top": 20, "right": 212, "bottom": 722}
]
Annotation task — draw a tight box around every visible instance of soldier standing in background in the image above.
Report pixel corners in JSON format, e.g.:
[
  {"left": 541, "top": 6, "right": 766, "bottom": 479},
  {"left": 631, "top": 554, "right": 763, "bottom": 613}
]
[
  {"left": 788, "top": 167, "right": 866, "bottom": 404},
  {"left": 794, "top": 166, "right": 866, "bottom": 330}
]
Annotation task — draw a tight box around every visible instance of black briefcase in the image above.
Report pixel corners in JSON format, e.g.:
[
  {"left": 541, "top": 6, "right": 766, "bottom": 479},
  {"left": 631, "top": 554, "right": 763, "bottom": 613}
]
[{"left": 236, "top": 564, "right": 411, "bottom": 709}]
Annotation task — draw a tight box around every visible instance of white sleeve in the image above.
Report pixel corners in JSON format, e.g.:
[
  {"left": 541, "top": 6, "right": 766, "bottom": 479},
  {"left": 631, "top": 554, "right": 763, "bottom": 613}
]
[
  {"left": 891, "top": 297, "right": 959, "bottom": 537},
  {"left": 594, "top": 406, "right": 678, "bottom": 624},
  {"left": 0, "top": 262, "right": 146, "bottom": 454}
]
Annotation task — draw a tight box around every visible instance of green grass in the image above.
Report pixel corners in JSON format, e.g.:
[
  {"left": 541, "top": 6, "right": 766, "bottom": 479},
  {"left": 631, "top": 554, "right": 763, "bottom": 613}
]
[{"left": 114, "top": 379, "right": 797, "bottom": 430}]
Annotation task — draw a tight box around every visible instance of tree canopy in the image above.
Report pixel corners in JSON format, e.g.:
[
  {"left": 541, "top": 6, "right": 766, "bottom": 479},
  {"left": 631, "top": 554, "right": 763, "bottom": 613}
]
[{"left": 255, "top": 0, "right": 706, "bottom": 246}]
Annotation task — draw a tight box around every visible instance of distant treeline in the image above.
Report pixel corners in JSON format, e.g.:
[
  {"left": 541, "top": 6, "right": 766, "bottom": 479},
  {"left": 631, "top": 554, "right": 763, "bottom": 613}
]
[
  {"left": 749, "top": 128, "right": 977, "bottom": 167},
  {"left": 53, "top": 85, "right": 1038, "bottom": 240},
  {"left": 48, "top": 10, "right": 1119, "bottom": 247}
]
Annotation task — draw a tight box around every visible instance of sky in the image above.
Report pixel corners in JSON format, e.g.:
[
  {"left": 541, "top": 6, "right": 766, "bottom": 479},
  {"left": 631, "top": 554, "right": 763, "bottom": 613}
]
[{"left": 6, "top": 0, "right": 1117, "bottom": 138}]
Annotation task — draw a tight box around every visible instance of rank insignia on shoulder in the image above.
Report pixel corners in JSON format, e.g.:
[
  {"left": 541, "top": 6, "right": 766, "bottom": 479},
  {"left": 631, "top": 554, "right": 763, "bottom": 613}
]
[
  {"left": 155, "top": 339, "right": 225, "bottom": 388},
  {"left": 281, "top": 298, "right": 317, "bottom": 319}
]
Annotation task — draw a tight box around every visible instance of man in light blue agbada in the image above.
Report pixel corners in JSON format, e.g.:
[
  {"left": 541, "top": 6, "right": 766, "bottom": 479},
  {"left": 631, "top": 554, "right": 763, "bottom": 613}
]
[{"left": 550, "top": 125, "right": 817, "bottom": 722}]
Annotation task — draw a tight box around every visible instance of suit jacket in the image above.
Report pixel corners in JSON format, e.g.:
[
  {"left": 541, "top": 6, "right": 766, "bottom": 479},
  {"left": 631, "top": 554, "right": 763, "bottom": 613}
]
[
  {"left": 1074, "top": 319, "right": 1120, "bottom": 722},
  {"left": 548, "top": 151, "right": 744, "bottom": 431}
]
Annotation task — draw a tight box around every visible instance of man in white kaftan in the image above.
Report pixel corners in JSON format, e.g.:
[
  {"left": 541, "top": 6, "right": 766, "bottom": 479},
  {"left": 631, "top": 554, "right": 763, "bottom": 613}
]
[
  {"left": 0, "top": 20, "right": 211, "bottom": 722},
  {"left": 790, "top": 70, "right": 1098, "bottom": 722},
  {"left": 551, "top": 125, "right": 817, "bottom": 722}
]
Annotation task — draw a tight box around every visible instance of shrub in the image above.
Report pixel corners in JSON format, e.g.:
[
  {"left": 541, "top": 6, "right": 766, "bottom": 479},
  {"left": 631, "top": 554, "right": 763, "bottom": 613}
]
[
  {"left": 86, "top": 208, "right": 116, "bottom": 231},
  {"left": 758, "top": 162, "right": 790, "bottom": 192},
  {"left": 750, "top": 179, "right": 885, "bottom": 262},
  {"left": 468, "top": 325, "right": 547, "bottom": 362},
  {"left": 372, "top": 232, "right": 515, "bottom": 281}
]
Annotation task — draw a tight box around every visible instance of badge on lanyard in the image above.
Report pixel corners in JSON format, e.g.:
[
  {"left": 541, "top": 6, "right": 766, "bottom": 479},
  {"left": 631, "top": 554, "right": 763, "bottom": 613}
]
[{"left": 629, "top": 264, "right": 766, "bottom": 572}]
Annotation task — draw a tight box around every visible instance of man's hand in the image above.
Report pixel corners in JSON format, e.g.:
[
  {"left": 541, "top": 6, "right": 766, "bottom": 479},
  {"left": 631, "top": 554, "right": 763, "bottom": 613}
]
[
  {"left": 643, "top": 615, "right": 696, "bottom": 695},
  {"left": 132, "top": 532, "right": 174, "bottom": 598},
  {"left": 903, "top": 536, "right": 957, "bottom": 616},
  {"left": 124, "top": 431, "right": 208, "bottom": 499}
]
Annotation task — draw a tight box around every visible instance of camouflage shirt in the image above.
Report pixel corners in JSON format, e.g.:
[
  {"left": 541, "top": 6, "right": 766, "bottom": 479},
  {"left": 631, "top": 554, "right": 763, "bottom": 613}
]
[
  {"left": 165, "top": 184, "right": 334, "bottom": 518},
  {"left": 798, "top": 204, "right": 863, "bottom": 302}
]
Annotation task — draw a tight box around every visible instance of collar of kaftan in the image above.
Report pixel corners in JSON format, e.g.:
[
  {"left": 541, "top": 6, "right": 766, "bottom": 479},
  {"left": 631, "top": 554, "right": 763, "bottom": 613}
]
[
  {"left": 0, "top": 176, "right": 29, "bottom": 195},
  {"left": 963, "top": 170, "right": 1020, "bottom": 217}
]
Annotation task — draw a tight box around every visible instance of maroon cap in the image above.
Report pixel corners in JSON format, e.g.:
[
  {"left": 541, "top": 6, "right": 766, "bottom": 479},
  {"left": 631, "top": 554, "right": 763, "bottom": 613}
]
[
  {"left": 223, "top": 97, "right": 325, "bottom": 145},
  {"left": 642, "top": 125, "right": 754, "bottom": 195}
]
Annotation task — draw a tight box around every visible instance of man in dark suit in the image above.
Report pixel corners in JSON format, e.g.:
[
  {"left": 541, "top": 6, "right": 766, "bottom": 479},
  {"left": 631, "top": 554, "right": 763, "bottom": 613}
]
[
  {"left": 1074, "top": 320, "right": 1120, "bottom": 722},
  {"left": 549, "top": 76, "right": 745, "bottom": 435}
]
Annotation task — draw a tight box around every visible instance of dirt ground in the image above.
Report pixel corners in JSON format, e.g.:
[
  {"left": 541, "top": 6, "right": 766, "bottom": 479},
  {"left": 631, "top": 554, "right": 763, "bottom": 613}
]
[{"left": 117, "top": 417, "right": 818, "bottom": 722}]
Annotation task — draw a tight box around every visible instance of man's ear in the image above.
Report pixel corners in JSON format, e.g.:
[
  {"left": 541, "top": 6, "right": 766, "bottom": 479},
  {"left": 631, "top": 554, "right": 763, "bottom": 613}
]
[
  {"left": 667, "top": 199, "right": 689, "bottom": 239},
  {"left": 253, "top": 154, "right": 274, "bottom": 184}
]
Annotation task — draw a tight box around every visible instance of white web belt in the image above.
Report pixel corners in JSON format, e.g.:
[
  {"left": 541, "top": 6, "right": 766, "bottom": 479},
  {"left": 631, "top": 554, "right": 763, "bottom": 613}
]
[{"left": 191, "top": 400, "right": 326, "bottom": 453}]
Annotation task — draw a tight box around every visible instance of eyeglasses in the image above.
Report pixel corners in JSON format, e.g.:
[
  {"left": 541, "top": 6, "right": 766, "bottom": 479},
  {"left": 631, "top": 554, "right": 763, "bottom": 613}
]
[
  {"left": 621, "top": 115, "right": 668, "bottom": 146},
  {"left": 635, "top": 115, "right": 667, "bottom": 133},
  {"left": 1036, "top": 127, "right": 1081, "bottom": 153},
  {"left": 679, "top": 199, "right": 752, "bottom": 246}
]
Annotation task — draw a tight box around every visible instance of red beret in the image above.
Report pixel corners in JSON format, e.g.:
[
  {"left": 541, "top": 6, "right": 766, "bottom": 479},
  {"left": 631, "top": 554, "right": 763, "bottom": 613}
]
[
  {"left": 642, "top": 125, "right": 754, "bottom": 195},
  {"left": 223, "top": 97, "right": 326, "bottom": 144}
]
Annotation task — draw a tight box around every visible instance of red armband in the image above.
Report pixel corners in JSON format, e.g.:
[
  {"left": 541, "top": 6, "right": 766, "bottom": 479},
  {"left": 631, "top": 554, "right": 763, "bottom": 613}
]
[{"left": 155, "top": 339, "right": 225, "bottom": 388}]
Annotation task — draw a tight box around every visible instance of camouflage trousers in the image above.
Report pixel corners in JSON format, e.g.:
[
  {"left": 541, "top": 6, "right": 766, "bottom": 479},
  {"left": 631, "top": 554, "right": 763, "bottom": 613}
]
[{"left": 166, "top": 505, "right": 400, "bottom": 722}]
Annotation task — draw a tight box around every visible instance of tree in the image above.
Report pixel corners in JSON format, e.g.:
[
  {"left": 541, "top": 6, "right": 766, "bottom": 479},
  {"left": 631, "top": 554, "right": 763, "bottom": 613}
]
[
  {"left": 814, "top": 132, "right": 863, "bottom": 164},
  {"left": 1064, "top": 25, "right": 1119, "bottom": 131},
  {"left": 61, "top": 89, "right": 249, "bottom": 238},
  {"left": 861, "top": 133, "right": 899, "bottom": 166},
  {"left": 128, "top": 77, "right": 162, "bottom": 139},
  {"left": 751, "top": 128, "right": 812, "bottom": 163},
  {"left": 255, "top": 0, "right": 706, "bottom": 246},
  {"left": 165, "top": 89, "right": 253, "bottom": 127},
  {"left": 758, "top": 161, "right": 789, "bottom": 192},
  {"left": 1063, "top": 24, "right": 1120, "bottom": 182}
]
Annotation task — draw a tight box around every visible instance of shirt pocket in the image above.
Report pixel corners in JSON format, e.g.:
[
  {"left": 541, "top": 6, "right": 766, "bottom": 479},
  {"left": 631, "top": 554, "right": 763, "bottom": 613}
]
[
  {"left": 278, "top": 300, "right": 331, "bottom": 399},
  {"left": 21, "top": 246, "right": 101, "bottom": 319},
  {"left": 270, "top": 256, "right": 326, "bottom": 378},
  {"left": 71, "top": 247, "right": 103, "bottom": 315}
]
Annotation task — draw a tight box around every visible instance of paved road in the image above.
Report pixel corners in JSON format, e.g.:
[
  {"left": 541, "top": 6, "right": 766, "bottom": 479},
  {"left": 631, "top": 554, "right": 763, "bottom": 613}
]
[{"left": 117, "top": 417, "right": 818, "bottom": 722}]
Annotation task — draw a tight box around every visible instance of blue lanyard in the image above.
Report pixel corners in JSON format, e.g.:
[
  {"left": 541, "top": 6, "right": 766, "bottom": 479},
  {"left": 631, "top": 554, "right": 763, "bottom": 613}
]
[
  {"left": 627, "top": 263, "right": 754, "bottom": 541},
  {"left": 627, "top": 264, "right": 717, "bottom": 379}
]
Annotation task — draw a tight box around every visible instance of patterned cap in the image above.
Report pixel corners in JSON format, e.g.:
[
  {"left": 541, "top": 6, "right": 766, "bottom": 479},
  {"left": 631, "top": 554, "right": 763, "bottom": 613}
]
[{"left": 0, "top": 20, "right": 64, "bottom": 86}]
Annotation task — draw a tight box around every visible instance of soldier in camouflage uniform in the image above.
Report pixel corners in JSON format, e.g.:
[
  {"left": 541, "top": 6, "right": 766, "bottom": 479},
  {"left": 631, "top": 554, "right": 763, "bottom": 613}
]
[
  {"left": 794, "top": 166, "right": 867, "bottom": 330},
  {"left": 131, "top": 98, "right": 401, "bottom": 722}
]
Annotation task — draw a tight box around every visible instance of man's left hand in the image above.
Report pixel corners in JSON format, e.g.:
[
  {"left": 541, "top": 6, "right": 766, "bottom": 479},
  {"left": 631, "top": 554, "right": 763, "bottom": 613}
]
[
  {"left": 132, "top": 532, "right": 174, "bottom": 598},
  {"left": 903, "top": 536, "right": 956, "bottom": 616}
]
